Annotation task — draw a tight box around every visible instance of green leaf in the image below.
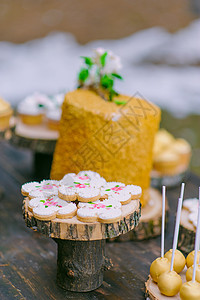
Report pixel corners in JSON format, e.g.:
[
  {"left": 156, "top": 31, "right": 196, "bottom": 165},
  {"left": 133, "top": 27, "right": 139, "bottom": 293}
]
[
  {"left": 78, "top": 68, "right": 89, "bottom": 82},
  {"left": 45, "top": 205, "right": 48, "bottom": 208},
  {"left": 105, "top": 189, "right": 111, "bottom": 191},
  {"left": 81, "top": 56, "right": 93, "bottom": 67},
  {"left": 100, "top": 74, "right": 114, "bottom": 89},
  {"left": 73, "top": 182, "right": 80, "bottom": 184},
  {"left": 106, "top": 205, "right": 112, "bottom": 207},
  {"left": 109, "top": 89, "right": 118, "bottom": 101},
  {"left": 114, "top": 99, "right": 127, "bottom": 105},
  {"left": 100, "top": 52, "right": 108, "bottom": 67},
  {"left": 40, "top": 200, "right": 45, "bottom": 203},
  {"left": 38, "top": 103, "right": 44, "bottom": 108},
  {"left": 111, "top": 73, "right": 123, "bottom": 80},
  {"left": 88, "top": 202, "right": 95, "bottom": 204}
]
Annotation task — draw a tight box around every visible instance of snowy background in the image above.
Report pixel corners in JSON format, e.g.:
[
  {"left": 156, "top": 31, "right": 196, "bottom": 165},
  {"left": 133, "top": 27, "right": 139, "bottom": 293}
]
[{"left": 0, "top": 19, "right": 200, "bottom": 117}]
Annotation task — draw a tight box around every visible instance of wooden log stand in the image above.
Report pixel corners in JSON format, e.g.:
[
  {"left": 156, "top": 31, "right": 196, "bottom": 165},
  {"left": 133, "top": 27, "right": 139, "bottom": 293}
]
[
  {"left": 110, "top": 188, "right": 167, "bottom": 241},
  {"left": 145, "top": 267, "right": 187, "bottom": 300},
  {"left": 23, "top": 197, "right": 141, "bottom": 292},
  {"left": 9, "top": 118, "right": 58, "bottom": 179},
  {"left": 151, "top": 167, "right": 189, "bottom": 189},
  {"left": 178, "top": 208, "right": 196, "bottom": 254}
]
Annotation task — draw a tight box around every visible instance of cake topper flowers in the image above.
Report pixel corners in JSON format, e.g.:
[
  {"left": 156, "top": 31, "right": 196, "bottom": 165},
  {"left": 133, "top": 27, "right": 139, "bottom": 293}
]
[{"left": 78, "top": 48, "right": 123, "bottom": 102}]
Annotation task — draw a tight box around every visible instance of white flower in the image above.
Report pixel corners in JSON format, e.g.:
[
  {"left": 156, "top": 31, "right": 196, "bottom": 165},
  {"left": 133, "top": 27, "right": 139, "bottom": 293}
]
[{"left": 93, "top": 48, "right": 122, "bottom": 74}]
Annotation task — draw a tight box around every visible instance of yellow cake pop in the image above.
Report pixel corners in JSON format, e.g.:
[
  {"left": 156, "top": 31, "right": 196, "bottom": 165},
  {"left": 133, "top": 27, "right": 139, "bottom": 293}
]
[
  {"left": 157, "top": 270, "right": 182, "bottom": 296},
  {"left": 150, "top": 257, "right": 170, "bottom": 282},
  {"left": 186, "top": 265, "right": 200, "bottom": 282},
  {"left": 186, "top": 250, "right": 200, "bottom": 268},
  {"left": 164, "top": 249, "right": 185, "bottom": 273},
  {"left": 180, "top": 281, "right": 200, "bottom": 300}
]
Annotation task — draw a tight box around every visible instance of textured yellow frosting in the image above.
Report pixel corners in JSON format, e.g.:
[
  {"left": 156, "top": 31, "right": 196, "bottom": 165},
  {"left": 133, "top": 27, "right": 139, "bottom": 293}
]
[{"left": 51, "top": 89, "right": 161, "bottom": 206}]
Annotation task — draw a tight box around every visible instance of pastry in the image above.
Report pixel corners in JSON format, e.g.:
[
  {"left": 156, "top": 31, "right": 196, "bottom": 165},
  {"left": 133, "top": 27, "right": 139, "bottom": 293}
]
[
  {"left": 186, "top": 250, "right": 200, "bottom": 268},
  {"left": 180, "top": 280, "right": 200, "bottom": 300},
  {"left": 0, "top": 97, "right": 13, "bottom": 130},
  {"left": 150, "top": 257, "right": 170, "bottom": 283}
]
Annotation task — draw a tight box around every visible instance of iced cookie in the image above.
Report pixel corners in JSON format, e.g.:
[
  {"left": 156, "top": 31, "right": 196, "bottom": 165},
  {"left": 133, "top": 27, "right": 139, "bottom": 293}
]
[
  {"left": 21, "top": 181, "right": 40, "bottom": 196},
  {"left": 56, "top": 203, "right": 77, "bottom": 219},
  {"left": 29, "top": 195, "right": 68, "bottom": 213},
  {"left": 77, "top": 187, "right": 100, "bottom": 203},
  {"left": 100, "top": 182, "right": 125, "bottom": 198},
  {"left": 98, "top": 208, "right": 122, "bottom": 223},
  {"left": 33, "top": 205, "right": 57, "bottom": 221},
  {"left": 58, "top": 186, "right": 77, "bottom": 201},
  {"left": 77, "top": 208, "right": 98, "bottom": 223},
  {"left": 29, "top": 180, "right": 59, "bottom": 199},
  {"left": 124, "top": 185, "right": 142, "bottom": 200},
  {"left": 108, "top": 192, "right": 131, "bottom": 205}
]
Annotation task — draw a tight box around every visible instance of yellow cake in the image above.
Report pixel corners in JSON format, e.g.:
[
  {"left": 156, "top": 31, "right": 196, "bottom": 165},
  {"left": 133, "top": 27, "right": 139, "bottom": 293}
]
[
  {"left": 0, "top": 97, "right": 13, "bottom": 130},
  {"left": 51, "top": 89, "right": 161, "bottom": 206}
]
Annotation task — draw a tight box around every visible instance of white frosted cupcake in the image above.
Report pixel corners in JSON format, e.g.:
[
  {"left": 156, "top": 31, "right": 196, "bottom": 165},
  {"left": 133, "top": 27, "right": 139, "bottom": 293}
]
[{"left": 17, "top": 92, "right": 51, "bottom": 125}]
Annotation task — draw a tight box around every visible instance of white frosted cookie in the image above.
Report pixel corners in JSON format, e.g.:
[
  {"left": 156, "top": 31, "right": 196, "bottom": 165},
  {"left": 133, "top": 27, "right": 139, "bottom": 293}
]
[
  {"left": 183, "top": 198, "right": 198, "bottom": 212},
  {"left": 108, "top": 192, "right": 131, "bottom": 205},
  {"left": 77, "top": 187, "right": 100, "bottom": 203},
  {"left": 28, "top": 197, "right": 46, "bottom": 212},
  {"left": 100, "top": 182, "right": 126, "bottom": 198},
  {"left": 56, "top": 203, "right": 77, "bottom": 219},
  {"left": 33, "top": 205, "right": 57, "bottom": 221},
  {"left": 98, "top": 208, "right": 122, "bottom": 223},
  {"left": 21, "top": 181, "right": 40, "bottom": 196},
  {"left": 77, "top": 207, "right": 98, "bottom": 223},
  {"left": 58, "top": 186, "right": 77, "bottom": 201},
  {"left": 29, "top": 181, "right": 59, "bottom": 199},
  {"left": 78, "top": 170, "right": 101, "bottom": 180},
  {"left": 60, "top": 174, "right": 76, "bottom": 185},
  {"left": 124, "top": 185, "right": 142, "bottom": 200}
]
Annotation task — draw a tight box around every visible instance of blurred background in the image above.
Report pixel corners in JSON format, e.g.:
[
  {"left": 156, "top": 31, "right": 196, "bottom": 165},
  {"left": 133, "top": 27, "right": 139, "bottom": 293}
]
[{"left": 0, "top": 0, "right": 200, "bottom": 174}]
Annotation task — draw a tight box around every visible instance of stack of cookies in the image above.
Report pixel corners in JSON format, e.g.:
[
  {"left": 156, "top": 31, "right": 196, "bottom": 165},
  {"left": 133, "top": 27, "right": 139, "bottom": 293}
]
[{"left": 21, "top": 170, "right": 142, "bottom": 224}]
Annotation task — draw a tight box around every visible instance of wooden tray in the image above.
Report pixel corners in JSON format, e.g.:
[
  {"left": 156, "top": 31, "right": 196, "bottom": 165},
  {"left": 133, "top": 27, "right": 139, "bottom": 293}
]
[
  {"left": 145, "top": 268, "right": 187, "bottom": 300},
  {"left": 10, "top": 118, "right": 58, "bottom": 154}
]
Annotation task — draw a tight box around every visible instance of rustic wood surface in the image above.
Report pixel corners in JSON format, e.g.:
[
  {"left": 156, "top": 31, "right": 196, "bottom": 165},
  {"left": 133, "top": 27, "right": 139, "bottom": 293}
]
[{"left": 0, "top": 140, "right": 199, "bottom": 299}]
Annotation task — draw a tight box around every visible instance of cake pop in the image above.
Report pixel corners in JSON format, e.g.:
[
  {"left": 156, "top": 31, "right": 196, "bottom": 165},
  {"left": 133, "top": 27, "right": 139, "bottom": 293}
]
[
  {"left": 164, "top": 248, "right": 185, "bottom": 273},
  {"left": 158, "top": 270, "right": 182, "bottom": 296},
  {"left": 150, "top": 186, "right": 170, "bottom": 282},
  {"left": 158, "top": 186, "right": 185, "bottom": 296},
  {"left": 186, "top": 250, "right": 200, "bottom": 268},
  {"left": 180, "top": 187, "right": 200, "bottom": 300},
  {"left": 186, "top": 265, "right": 200, "bottom": 282}
]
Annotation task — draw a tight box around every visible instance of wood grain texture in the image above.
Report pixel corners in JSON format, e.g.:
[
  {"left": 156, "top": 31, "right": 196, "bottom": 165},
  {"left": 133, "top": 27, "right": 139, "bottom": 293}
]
[
  {"left": 23, "top": 198, "right": 141, "bottom": 241},
  {"left": 178, "top": 208, "right": 196, "bottom": 254},
  {"left": 0, "top": 141, "right": 199, "bottom": 299}
]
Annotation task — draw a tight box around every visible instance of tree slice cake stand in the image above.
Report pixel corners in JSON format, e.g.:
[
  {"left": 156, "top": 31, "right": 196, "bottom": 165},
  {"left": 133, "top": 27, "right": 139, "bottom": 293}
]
[
  {"left": 110, "top": 188, "right": 168, "bottom": 241},
  {"left": 178, "top": 208, "right": 195, "bottom": 254},
  {"left": 151, "top": 167, "right": 189, "bottom": 189},
  {"left": 145, "top": 267, "right": 187, "bottom": 300},
  {"left": 10, "top": 118, "right": 58, "bottom": 154},
  {"left": 23, "top": 197, "right": 141, "bottom": 292}
]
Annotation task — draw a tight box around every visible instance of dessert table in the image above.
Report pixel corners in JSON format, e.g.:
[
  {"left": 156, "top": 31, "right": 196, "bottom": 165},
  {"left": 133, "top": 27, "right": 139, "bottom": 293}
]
[{"left": 0, "top": 140, "right": 199, "bottom": 300}]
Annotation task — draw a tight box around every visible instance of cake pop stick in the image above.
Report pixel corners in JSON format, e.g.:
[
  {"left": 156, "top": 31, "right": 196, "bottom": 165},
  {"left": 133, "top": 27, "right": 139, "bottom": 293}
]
[
  {"left": 192, "top": 188, "right": 200, "bottom": 282},
  {"left": 180, "top": 182, "right": 185, "bottom": 202},
  {"left": 161, "top": 186, "right": 166, "bottom": 258},
  {"left": 170, "top": 197, "right": 183, "bottom": 271}
]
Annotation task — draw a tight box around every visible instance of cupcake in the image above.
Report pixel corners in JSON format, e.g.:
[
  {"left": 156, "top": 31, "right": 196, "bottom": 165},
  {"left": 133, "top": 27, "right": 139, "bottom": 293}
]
[
  {"left": 17, "top": 92, "right": 52, "bottom": 125},
  {"left": 0, "top": 97, "right": 13, "bottom": 130},
  {"left": 46, "top": 93, "right": 64, "bottom": 131}
]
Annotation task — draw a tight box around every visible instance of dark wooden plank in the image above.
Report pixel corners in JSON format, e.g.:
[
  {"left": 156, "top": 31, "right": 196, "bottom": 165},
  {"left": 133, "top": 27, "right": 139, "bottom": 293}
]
[{"left": 0, "top": 140, "right": 199, "bottom": 299}]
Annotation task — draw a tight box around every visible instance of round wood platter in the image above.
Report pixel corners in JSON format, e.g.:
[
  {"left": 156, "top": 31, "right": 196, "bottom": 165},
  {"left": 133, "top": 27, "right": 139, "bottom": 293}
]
[
  {"left": 151, "top": 166, "right": 189, "bottom": 189},
  {"left": 110, "top": 188, "right": 168, "bottom": 241},
  {"left": 145, "top": 267, "right": 187, "bottom": 300},
  {"left": 23, "top": 198, "right": 141, "bottom": 241},
  {"left": 178, "top": 208, "right": 195, "bottom": 254},
  {"left": 10, "top": 118, "right": 58, "bottom": 154}
]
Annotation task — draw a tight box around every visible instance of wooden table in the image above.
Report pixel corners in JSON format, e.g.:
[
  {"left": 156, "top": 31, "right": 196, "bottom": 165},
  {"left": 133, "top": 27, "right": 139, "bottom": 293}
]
[{"left": 0, "top": 140, "right": 199, "bottom": 300}]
